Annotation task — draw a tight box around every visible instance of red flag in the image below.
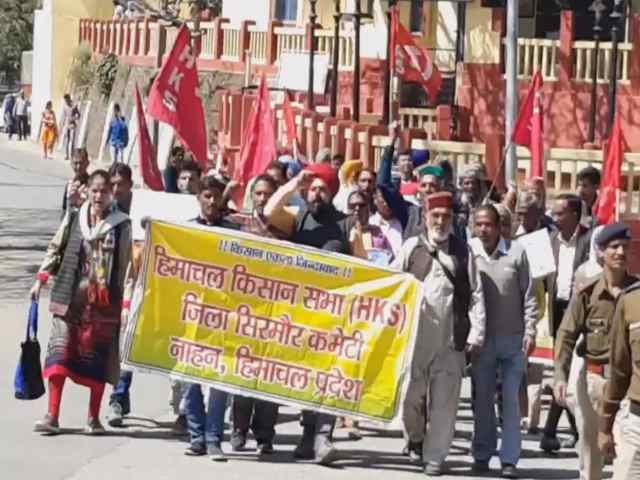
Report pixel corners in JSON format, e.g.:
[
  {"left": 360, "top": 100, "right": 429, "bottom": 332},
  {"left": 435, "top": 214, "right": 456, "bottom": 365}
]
[
  {"left": 135, "top": 86, "right": 164, "bottom": 191},
  {"left": 597, "top": 115, "right": 626, "bottom": 225},
  {"left": 282, "top": 91, "right": 298, "bottom": 149},
  {"left": 147, "top": 26, "right": 208, "bottom": 170},
  {"left": 390, "top": 7, "right": 442, "bottom": 103},
  {"left": 513, "top": 71, "right": 545, "bottom": 179},
  {"left": 234, "top": 75, "right": 277, "bottom": 200}
]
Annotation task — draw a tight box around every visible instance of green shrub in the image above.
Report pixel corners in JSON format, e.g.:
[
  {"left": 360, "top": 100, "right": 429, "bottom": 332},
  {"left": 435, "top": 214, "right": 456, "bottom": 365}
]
[
  {"left": 69, "top": 43, "right": 94, "bottom": 88},
  {"left": 95, "top": 53, "right": 119, "bottom": 99}
]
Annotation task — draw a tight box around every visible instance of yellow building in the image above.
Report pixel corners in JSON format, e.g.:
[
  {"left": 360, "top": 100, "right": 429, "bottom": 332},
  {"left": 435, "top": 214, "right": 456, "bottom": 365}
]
[{"left": 31, "top": 0, "right": 113, "bottom": 139}]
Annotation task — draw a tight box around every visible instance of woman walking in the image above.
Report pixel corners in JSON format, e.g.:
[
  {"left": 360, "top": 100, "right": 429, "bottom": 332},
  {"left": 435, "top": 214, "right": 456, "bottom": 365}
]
[
  {"left": 30, "top": 170, "right": 132, "bottom": 434},
  {"left": 41, "top": 101, "right": 58, "bottom": 160}
]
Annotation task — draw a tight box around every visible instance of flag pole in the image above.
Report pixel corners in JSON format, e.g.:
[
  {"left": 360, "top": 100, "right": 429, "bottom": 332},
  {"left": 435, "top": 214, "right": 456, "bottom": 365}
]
[{"left": 483, "top": 140, "right": 514, "bottom": 204}]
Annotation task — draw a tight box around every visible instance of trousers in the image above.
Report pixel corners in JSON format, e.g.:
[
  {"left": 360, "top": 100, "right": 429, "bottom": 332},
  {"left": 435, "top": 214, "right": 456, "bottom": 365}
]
[
  {"left": 403, "top": 346, "right": 465, "bottom": 465},
  {"left": 62, "top": 126, "right": 76, "bottom": 159},
  {"left": 566, "top": 357, "right": 634, "bottom": 480},
  {"left": 184, "top": 383, "right": 228, "bottom": 447},
  {"left": 233, "top": 395, "right": 279, "bottom": 443},
  {"left": 17, "top": 115, "right": 28, "bottom": 140},
  {"left": 110, "top": 370, "right": 133, "bottom": 414},
  {"left": 545, "top": 299, "right": 578, "bottom": 440},
  {"left": 111, "top": 145, "right": 125, "bottom": 165},
  {"left": 614, "top": 410, "right": 640, "bottom": 480},
  {"left": 472, "top": 335, "right": 526, "bottom": 466}
]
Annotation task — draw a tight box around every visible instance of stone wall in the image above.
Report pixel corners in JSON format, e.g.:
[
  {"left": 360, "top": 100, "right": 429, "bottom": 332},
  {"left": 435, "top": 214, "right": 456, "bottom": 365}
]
[{"left": 73, "top": 61, "right": 245, "bottom": 161}]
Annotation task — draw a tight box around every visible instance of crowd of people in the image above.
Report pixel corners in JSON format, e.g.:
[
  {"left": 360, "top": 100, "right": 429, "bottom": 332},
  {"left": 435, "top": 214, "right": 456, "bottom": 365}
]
[{"left": 27, "top": 120, "right": 640, "bottom": 479}]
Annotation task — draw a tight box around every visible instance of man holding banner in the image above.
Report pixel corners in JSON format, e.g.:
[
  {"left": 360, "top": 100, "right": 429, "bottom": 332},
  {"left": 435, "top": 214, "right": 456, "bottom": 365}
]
[
  {"left": 264, "top": 163, "right": 351, "bottom": 464},
  {"left": 183, "top": 175, "right": 240, "bottom": 461},
  {"left": 227, "top": 174, "right": 283, "bottom": 453},
  {"left": 392, "top": 192, "right": 485, "bottom": 476}
]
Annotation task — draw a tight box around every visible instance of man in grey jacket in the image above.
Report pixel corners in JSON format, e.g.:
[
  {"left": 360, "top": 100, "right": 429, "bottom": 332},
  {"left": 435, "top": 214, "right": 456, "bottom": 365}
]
[{"left": 469, "top": 204, "right": 539, "bottom": 479}]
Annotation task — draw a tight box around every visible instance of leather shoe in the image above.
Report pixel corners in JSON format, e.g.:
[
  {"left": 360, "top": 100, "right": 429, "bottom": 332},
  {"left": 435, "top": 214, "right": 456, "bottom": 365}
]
[
  {"left": 539, "top": 435, "right": 561, "bottom": 453},
  {"left": 472, "top": 460, "right": 490, "bottom": 474},
  {"left": 501, "top": 464, "right": 518, "bottom": 479}
]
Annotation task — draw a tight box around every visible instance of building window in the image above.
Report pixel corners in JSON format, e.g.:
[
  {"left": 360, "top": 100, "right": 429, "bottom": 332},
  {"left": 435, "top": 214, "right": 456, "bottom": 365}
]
[
  {"left": 274, "top": 0, "right": 298, "bottom": 22},
  {"left": 409, "top": 0, "right": 424, "bottom": 33}
]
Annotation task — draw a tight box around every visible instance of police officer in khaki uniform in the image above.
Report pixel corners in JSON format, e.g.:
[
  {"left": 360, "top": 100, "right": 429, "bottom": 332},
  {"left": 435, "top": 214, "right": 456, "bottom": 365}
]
[
  {"left": 554, "top": 223, "right": 637, "bottom": 480},
  {"left": 599, "top": 259, "right": 640, "bottom": 478}
]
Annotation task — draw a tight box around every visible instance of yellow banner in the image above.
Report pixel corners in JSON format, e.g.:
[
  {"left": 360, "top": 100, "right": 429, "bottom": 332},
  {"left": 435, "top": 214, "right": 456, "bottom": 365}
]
[{"left": 123, "top": 220, "right": 422, "bottom": 422}]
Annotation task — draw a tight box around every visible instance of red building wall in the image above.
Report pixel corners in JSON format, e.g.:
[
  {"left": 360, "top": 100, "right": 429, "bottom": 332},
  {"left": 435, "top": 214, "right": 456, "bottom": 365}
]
[{"left": 458, "top": 11, "right": 640, "bottom": 152}]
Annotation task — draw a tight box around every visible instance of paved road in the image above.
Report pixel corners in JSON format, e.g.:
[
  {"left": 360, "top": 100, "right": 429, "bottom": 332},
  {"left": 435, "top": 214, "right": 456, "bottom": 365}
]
[{"left": 0, "top": 141, "right": 584, "bottom": 479}]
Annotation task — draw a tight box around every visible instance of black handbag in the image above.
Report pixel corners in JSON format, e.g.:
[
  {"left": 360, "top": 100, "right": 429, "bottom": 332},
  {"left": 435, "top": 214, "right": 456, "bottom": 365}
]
[{"left": 14, "top": 301, "right": 46, "bottom": 400}]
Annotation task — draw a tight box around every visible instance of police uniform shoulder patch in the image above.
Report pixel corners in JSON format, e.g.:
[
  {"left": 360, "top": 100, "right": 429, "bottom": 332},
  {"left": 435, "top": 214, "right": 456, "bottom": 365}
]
[
  {"left": 623, "top": 279, "right": 640, "bottom": 294},
  {"left": 575, "top": 273, "right": 601, "bottom": 296}
]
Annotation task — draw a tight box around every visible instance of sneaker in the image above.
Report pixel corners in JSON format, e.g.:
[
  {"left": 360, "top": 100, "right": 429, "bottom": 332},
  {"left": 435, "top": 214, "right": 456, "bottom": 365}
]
[
  {"left": 208, "top": 443, "right": 227, "bottom": 462},
  {"left": 560, "top": 435, "right": 578, "bottom": 449},
  {"left": 257, "top": 442, "right": 274, "bottom": 454},
  {"left": 34, "top": 414, "right": 60, "bottom": 435},
  {"left": 107, "top": 403, "right": 124, "bottom": 428},
  {"left": 539, "top": 435, "right": 561, "bottom": 453},
  {"left": 472, "top": 460, "right": 490, "bottom": 474},
  {"left": 230, "top": 429, "right": 247, "bottom": 452},
  {"left": 408, "top": 441, "right": 423, "bottom": 462},
  {"left": 172, "top": 415, "right": 188, "bottom": 436},
  {"left": 424, "top": 462, "right": 443, "bottom": 476},
  {"left": 314, "top": 435, "right": 336, "bottom": 465},
  {"left": 501, "top": 464, "right": 518, "bottom": 479},
  {"left": 184, "top": 444, "right": 206, "bottom": 456},
  {"left": 85, "top": 417, "right": 106, "bottom": 435}
]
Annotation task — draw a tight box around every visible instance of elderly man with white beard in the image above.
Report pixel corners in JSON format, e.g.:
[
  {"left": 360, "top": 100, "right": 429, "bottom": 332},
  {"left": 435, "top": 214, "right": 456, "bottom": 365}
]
[{"left": 392, "top": 192, "right": 486, "bottom": 477}]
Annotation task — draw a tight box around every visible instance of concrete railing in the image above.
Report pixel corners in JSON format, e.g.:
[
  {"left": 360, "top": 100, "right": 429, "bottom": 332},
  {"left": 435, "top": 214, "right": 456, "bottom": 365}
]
[
  {"left": 411, "top": 139, "right": 487, "bottom": 174},
  {"left": 314, "top": 29, "right": 355, "bottom": 71},
  {"left": 79, "top": 19, "right": 359, "bottom": 73},
  {"left": 515, "top": 38, "right": 560, "bottom": 81},
  {"left": 399, "top": 108, "right": 437, "bottom": 140},
  {"left": 573, "top": 40, "right": 632, "bottom": 84},
  {"left": 200, "top": 21, "right": 217, "bottom": 59},
  {"left": 516, "top": 147, "right": 640, "bottom": 213},
  {"left": 221, "top": 23, "right": 242, "bottom": 61},
  {"left": 248, "top": 25, "right": 268, "bottom": 65},
  {"left": 274, "top": 25, "right": 306, "bottom": 60}
]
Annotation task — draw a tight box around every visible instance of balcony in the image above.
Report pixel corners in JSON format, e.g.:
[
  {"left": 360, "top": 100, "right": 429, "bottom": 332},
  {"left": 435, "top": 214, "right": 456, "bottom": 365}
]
[{"left": 513, "top": 37, "right": 633, "bottom": 84}]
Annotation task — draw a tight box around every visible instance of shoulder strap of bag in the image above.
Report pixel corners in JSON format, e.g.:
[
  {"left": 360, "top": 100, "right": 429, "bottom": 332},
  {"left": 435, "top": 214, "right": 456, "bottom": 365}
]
[
  {"left": 26, "top": 301, "right": 38, "bottom": 342},
  {"left": 421, "top": 233, "right": 460, "bottom": 286}
]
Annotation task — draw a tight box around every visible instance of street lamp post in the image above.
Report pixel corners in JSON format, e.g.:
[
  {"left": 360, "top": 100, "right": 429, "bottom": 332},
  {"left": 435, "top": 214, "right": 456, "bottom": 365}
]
[
  {"left": 383, "top": 0, "right": 398, "bottom": 125},
  {"left": 307, "top": 0, "right": 318, "bottom": 110},
  {"left": 587, "top": 0, "right": 606, "bottom": 144},
  {"left": 330, "top": 0, "right": 341, "bottom": 117},
  {"left": 607, "top": 0, "right": 626, "bottom": 134},
  {"left": 505, "top": 0, "right": 519, "bottom": 185},
  {"left": 352, "top": 0, "right": 362, "bottom": 122}
]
